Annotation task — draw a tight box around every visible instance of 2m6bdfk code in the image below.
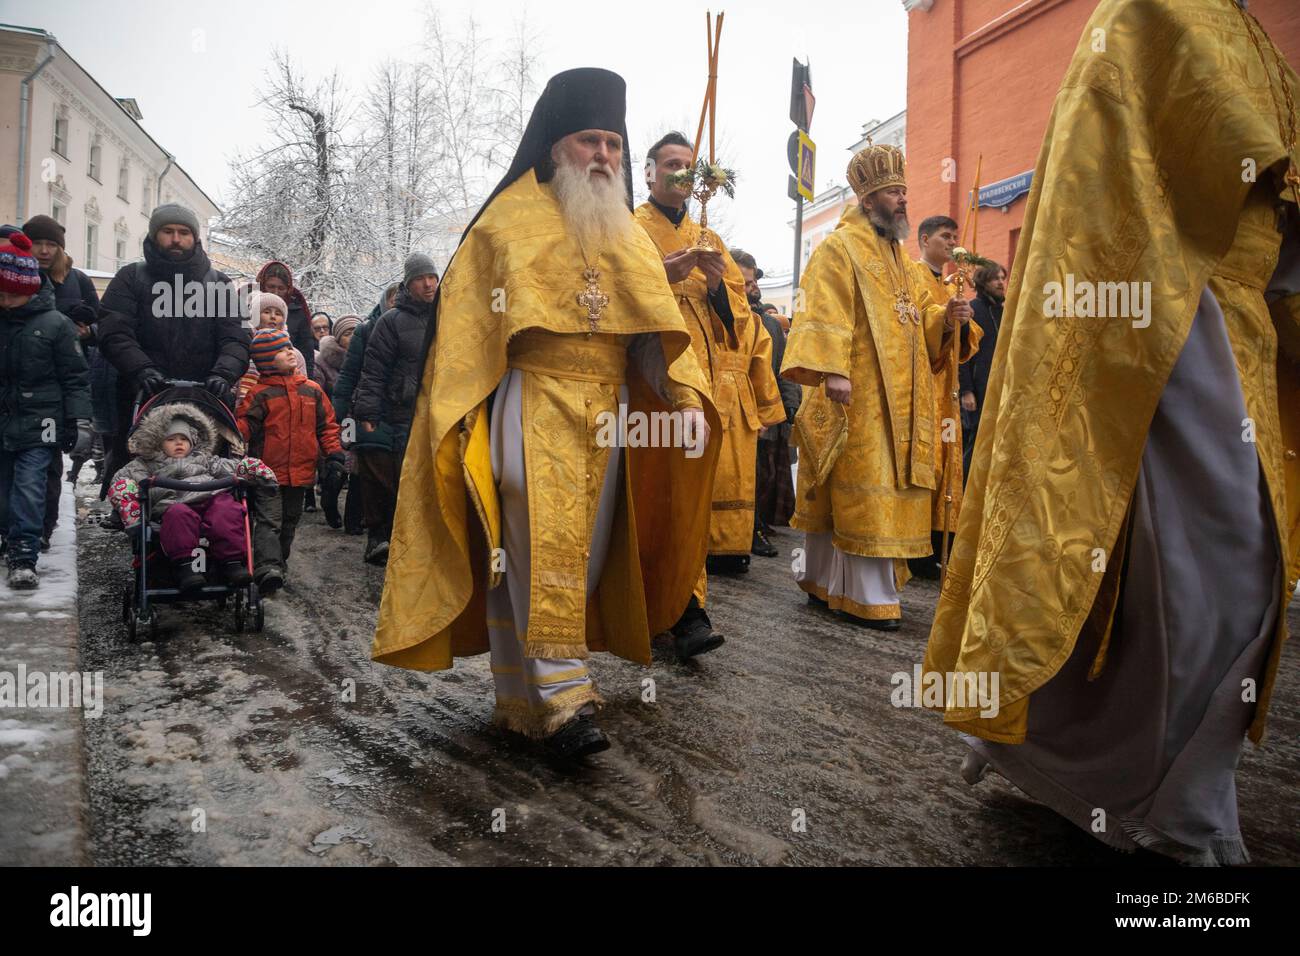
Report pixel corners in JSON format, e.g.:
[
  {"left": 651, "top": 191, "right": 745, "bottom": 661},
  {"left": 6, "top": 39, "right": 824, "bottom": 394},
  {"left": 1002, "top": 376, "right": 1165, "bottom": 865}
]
[{"left": 1182, "top": 893, "right": 1251, "bottom": 905}]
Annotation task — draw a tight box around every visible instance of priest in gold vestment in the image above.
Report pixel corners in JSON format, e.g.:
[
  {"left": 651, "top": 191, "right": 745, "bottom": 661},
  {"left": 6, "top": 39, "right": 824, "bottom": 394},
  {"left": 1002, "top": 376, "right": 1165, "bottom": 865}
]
[
  {"left": 924, "top": 0, "right": 1300, "bottom": 863},
  {"left": 635, "top": 131, "right": 785, "bottom": 659},
  {"left": 371, "top": 70, "right": 719, "bottom": 760},
  {"left": 781, "top": 144, "right": 972, "bottom": 629},
  {"left": 911, "top": 214, "right": 982, "bottom": 579}
]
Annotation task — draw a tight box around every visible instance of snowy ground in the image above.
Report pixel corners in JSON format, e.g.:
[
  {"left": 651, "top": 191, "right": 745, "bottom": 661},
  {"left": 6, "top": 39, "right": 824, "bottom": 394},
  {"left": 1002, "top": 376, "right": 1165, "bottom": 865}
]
[
  {"left": 0, "top": 456, "right": 89, "bottom": 864},
  {"left": 13, "top": 476, "right": 1297, "bottom": 866}
]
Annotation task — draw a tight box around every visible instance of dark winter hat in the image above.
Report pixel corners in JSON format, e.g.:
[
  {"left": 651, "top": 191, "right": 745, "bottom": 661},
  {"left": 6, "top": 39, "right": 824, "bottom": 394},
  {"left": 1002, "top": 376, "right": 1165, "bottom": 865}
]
[
  {"left": 0, "top": 224, "right": 19, "bottom": 239},
  {"left": 148, "top": 203, "right": 201, "bottom": 240},
  {"left": 164, "top": 419, "right": 197, "bottom": 446},
  {"left": 21, "top": 214, "right": 66, "bottom": 248},
  {"left": 403, "top": 253, "right": 439, "bottom": 285},
  {"left": 0, "top": 232, "right": 42, "bottom": 296},
  {"left": 250, "top": 328, "right": 292, "bottom": 373}
]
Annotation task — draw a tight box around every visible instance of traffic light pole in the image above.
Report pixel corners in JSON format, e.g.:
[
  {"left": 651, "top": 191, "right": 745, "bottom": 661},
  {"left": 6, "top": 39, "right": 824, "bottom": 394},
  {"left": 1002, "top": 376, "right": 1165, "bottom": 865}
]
[{"left": 792, "top": 195, "right": 804, "bottom": 294}]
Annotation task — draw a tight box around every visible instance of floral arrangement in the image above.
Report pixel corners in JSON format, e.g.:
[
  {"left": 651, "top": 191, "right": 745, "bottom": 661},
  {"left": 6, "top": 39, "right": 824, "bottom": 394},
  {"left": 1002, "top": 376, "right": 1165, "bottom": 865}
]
[{"left": 666, "top": 160, "right": 738, "bottom": 200}]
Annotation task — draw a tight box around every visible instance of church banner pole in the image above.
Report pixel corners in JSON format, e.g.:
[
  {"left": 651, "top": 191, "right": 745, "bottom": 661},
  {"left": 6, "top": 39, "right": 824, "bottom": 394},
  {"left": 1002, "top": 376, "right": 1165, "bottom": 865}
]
[
  {"left": 691, "top": 12, "right": 714, "bottom": 161},
  {"left": 940, "top": 155, "right": 983, "bottom": 587}
]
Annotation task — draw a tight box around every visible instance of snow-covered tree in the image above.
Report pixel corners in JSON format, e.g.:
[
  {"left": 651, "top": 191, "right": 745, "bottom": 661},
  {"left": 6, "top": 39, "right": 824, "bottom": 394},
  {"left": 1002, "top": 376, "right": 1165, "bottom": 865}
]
[{"left": 219, "top": 17, "right": 542, "bottom": 315}]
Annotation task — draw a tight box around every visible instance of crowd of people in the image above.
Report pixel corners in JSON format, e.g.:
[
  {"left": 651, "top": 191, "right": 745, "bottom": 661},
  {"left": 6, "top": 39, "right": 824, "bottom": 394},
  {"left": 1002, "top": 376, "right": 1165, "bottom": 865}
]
[
  {"left": 0, "top": 205, "right": 455, "bottom": 593},
  {"left": 0, "top": 0, "right": 1294, "bottom": 868},
  {"left": 0, "top": 181, "right": 944, "bottom": 604}
]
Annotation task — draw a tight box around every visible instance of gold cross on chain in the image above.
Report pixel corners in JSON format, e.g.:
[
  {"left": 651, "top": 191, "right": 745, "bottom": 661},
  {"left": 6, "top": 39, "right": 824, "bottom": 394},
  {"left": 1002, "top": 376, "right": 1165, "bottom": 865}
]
[
  {"left": 893, "top": 290, "right": 919, "bottom": 324},
  {"left": 577, "top": 267, "right": 609, "bottom": 335}
]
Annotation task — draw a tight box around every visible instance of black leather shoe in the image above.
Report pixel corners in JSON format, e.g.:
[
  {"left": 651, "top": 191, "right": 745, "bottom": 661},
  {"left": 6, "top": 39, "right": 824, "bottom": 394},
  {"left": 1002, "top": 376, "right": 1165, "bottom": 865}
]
[
  {"left": 906, "top": 556, "right": 940, "bottom": 580},
  {"left": 751, "top": 527, "right": 779, "bottom": 557},
  {"left": 364, "top": 533, "right": 390, "bottom": 565},
  {"left": 842, "top": 613, "right": 901, "bottom": 631},
  {"left": 544, "top": 715, "right": 610, "bottom": 760},
  {"left": 706, "top": 554, "right": 750, "bottom": 575},
  {"left": 672, "top": 605, "right": 725, "bottom": 660},
  {"left": 255, "top": 566, "right": 284, "bottom": 594}
]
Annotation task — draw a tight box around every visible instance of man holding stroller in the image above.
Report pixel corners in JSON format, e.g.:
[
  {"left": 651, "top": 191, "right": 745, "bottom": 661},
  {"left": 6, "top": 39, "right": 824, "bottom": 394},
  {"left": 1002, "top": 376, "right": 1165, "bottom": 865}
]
[{"left": 96, "top": 203, "right": 250, "bottom": 483}]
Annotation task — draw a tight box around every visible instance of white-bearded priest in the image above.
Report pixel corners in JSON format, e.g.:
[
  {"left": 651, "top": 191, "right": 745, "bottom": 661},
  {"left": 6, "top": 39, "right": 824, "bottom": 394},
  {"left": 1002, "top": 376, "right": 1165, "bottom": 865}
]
[{"left": 371, "top": 69, "right": 720, "bottom": 760}]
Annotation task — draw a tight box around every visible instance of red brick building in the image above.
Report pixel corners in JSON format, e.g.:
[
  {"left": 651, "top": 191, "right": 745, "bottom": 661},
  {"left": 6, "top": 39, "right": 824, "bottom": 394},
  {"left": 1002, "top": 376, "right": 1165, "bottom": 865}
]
[{"left": 904, "top": 0, "right": 1300, "bottom": 273}]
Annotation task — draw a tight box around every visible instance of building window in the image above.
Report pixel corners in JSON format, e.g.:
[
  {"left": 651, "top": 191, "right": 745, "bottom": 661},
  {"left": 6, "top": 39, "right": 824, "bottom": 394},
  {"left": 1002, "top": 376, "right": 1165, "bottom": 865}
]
[
  {"left": 140, "top": 175, "right": 151, "bottom": 214},
  {"left": 118, "top": 157, "right": 130, "bottom": 201},
  {"left": 85, "top": 224, "right": 98, "bottom": 270},
  {"left": 115, "top": 238, "right": 127, "bottom": 267},
  {"left": 52, "top": 201, "right": 66, "bottom": 226},
  {"left": 53, "top": 107, "right": 68, "bottom": 158},
  {"left": 88, "top": 134, "right": 102, "bottom": 182}
]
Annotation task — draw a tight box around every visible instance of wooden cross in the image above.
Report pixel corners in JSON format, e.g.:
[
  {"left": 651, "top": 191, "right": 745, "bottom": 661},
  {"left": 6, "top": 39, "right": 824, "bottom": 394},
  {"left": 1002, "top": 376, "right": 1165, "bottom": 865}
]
[{"left": 577, "top": 266, "right": 609, "bottom": 335}]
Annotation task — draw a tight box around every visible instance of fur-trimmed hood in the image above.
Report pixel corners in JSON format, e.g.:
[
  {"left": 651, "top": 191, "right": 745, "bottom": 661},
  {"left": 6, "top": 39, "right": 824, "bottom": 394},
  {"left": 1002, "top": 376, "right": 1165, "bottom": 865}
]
[{"left": 126, "top": 401, "right": 218, "bottom": 459}]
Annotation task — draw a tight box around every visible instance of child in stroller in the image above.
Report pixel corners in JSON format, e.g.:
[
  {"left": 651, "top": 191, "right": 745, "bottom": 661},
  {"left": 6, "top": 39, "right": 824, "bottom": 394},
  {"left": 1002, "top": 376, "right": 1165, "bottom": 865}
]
[{"left": 107, "top": 398, "right": 277, "bottom": 594}]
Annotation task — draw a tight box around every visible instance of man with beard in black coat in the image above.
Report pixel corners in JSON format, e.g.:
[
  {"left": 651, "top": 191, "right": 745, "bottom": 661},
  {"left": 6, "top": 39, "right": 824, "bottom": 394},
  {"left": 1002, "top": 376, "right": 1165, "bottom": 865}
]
[
  {"left": 97, "top": 203, "right": 250, "bottom": 488},
  {"left": 351, "top": 253, "right": 438, "bottom": 564}
]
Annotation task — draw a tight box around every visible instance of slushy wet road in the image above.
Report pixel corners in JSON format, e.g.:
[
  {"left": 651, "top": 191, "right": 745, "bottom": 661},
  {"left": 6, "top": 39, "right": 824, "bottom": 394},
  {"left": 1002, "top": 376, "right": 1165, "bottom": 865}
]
[{"left": 74, "top": 498, "right": 1300, "bottom": 866}]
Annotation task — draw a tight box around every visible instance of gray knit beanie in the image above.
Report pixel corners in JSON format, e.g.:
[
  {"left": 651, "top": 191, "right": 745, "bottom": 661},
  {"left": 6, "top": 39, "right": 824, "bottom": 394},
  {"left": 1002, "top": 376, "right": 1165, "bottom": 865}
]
[
  {"left": 149, "top": 203, "right": 201, "bottom": 240},
  {"left": 164, "top": 419, "right": 197, "bottom": 447},
  {"left": 403, "top": 253, "right": 438, "bottom": 285}
]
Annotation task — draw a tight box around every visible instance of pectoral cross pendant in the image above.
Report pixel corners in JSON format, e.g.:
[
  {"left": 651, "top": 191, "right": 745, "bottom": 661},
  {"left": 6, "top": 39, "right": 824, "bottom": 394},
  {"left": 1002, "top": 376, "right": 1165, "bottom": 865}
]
[
  {"left": 577, "top": 266, "right": 609, "bottom": 336},
  {"left": 894, "top": 290, "right": 919, "bottom": 325}
]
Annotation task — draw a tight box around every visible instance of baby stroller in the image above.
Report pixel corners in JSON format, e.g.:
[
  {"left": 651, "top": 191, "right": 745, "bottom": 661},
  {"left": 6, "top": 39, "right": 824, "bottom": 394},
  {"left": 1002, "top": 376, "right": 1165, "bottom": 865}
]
[{"left": 119, "top": 380, "right": 265, "bottom": 642}]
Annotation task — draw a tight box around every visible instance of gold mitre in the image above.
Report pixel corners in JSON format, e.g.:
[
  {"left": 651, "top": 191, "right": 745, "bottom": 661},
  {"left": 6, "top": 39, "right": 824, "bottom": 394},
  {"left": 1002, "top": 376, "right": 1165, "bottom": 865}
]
[{"left": 848, "top": 143, "right": 906, "bottom": 197}]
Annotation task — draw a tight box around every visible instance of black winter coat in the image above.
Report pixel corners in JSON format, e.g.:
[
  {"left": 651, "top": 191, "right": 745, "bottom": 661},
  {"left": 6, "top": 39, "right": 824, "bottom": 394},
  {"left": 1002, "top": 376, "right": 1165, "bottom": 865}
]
[
  {"left": 352, "top": 286, "right": 435, "bottom": 434},
  {"left": 759, "top": 309, "right": 801, "bottom": 425},
  {"left": 0, "top": 279, "right": 92, "bottom": 451},
  {"left": 330, "top": 317, "right": 393, "bottom": 452},
  {"left": 51, "top": 265, "right": 100, "bottom": 330},
  {"left": 285, "top": 298, "right": 315, "bottom": 381},
  {"left": 959, "top": 291, "right": 1004, "bottom": 414},
  {"left": 97, "top": 238, "right": 249, "bottom": 390}
]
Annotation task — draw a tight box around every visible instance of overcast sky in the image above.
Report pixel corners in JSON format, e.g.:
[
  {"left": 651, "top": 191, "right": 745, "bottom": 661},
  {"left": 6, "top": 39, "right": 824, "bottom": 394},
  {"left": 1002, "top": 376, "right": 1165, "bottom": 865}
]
[{"left": 10, "top": 0, "right": 910, "bottom": 274}]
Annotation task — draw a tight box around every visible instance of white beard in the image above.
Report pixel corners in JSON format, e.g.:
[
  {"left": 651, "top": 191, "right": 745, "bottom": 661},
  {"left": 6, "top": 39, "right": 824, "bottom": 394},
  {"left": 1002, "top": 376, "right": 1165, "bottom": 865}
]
[{"left": 551, "top": 158, "right": 633, "bottom": 250}]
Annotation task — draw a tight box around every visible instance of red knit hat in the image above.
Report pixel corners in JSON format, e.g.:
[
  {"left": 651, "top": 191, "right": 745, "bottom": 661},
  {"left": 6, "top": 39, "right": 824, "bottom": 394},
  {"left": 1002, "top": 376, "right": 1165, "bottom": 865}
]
[{"left": 0, "top": 232, "right": 42, "bottom": 296}]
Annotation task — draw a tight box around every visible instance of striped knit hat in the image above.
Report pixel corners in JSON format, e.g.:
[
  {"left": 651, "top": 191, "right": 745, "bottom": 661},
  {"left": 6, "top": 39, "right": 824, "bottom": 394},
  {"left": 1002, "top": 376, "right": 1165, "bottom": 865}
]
[
  {"left": 0, "top": 232, "right": 42, "bottom": 296},
  {"left": 250, "top": 328, "right": 292, "bottom": 373}
]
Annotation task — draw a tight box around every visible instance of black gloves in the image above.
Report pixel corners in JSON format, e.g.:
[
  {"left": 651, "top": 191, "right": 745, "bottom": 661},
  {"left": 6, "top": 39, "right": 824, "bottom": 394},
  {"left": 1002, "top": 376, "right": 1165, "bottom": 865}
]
[
  {"left": 323, "top": 453, "right": 347, "bottom": 482},
  {"left": 135, "top": 367, "right": 166, "bottom": 397},
  {"left": 204, "top": 374, "right": 235, "bottom": 409},
  {"left": 63, "top": 419, "right": 93, "bottom": 456}
]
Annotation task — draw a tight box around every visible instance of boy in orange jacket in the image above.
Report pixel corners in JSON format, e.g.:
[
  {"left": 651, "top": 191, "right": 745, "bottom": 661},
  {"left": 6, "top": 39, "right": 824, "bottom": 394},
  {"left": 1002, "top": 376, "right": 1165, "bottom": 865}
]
[{"left": 237, "top": 329, "right": 345, "bottom": 589}]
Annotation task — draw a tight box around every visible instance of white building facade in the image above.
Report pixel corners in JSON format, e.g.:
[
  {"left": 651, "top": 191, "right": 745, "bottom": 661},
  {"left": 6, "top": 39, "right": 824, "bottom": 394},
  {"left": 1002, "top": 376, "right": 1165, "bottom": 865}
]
[{"left": 0, "top": 23, "right": 218, "bottom": 281}]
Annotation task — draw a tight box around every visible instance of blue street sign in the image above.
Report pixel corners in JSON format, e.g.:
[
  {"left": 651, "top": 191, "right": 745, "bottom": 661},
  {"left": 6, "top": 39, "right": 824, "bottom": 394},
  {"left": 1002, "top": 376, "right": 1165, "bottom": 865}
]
[{"left": 977, "top": 170, "right": 1033, "bottom": 209}]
